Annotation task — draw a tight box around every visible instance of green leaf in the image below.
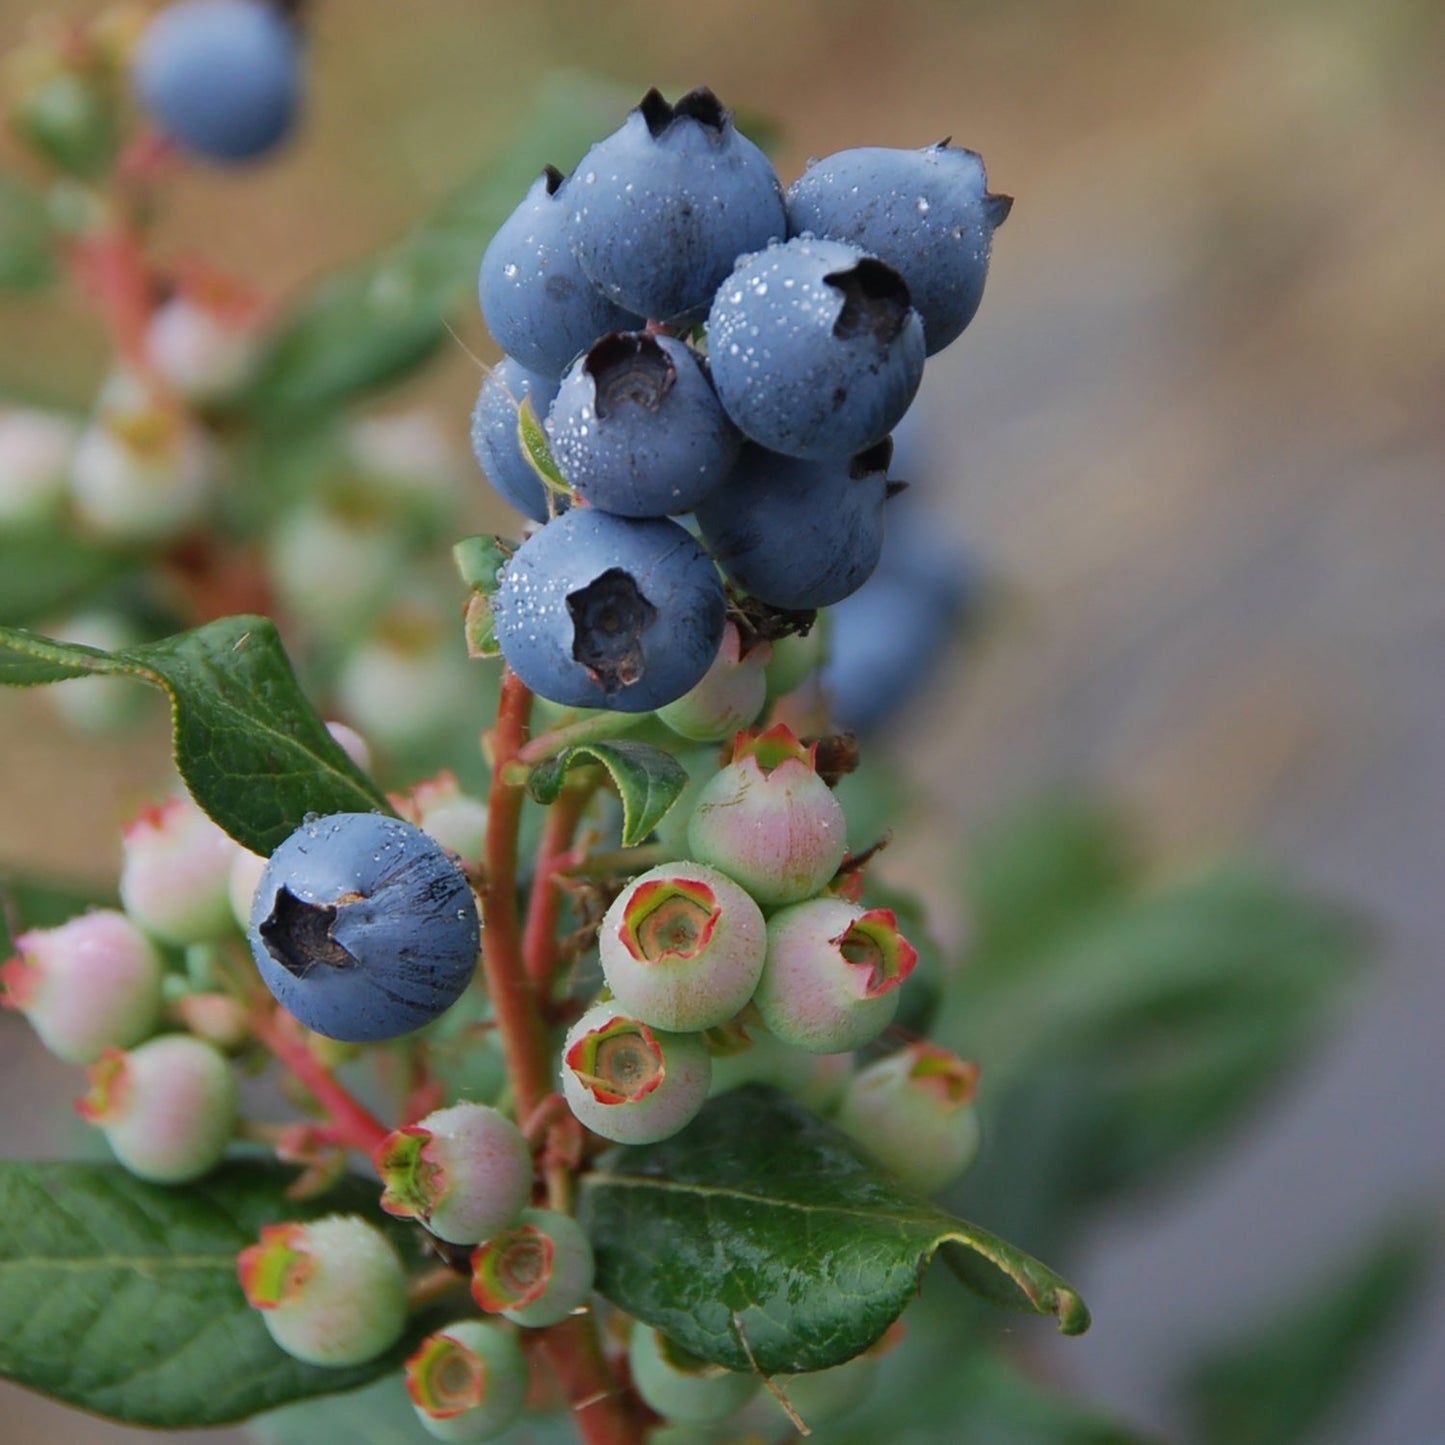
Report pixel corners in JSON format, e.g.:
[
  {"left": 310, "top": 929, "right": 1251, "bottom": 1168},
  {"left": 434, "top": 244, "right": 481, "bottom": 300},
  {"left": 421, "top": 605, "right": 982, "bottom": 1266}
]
[
  {"left": 452, "top": 534, "right": 515, "bottom": 593},
  {"left": 578, "top": 1085, "right": 1088, "bottom": 1376},
  {"left": 517, "top": 393, "right": 572, "bottom": 498},
  {"left": 0, "top": 616, "right": 389, "bottom": 854},
  {"left": 528, "top": 739, "right": 687, "bottom": 847},
  {"left": 242, "top": 74, "right": 630, "bottom": 421},
  {"left": 0, "top": 1161, "right": 431, "bottom": 1427},
  {"left": 0, "top": 869, "right": 116, "bottom": 957},
  {"left": 1184, "top": 1221, "right": 1433, "bottom": 1445},
  {"left": 0, "top": 172, "right": 55, "bottom": 290},
  {"left": 0, "top": 532, "right": 130, "bottom": 626}
]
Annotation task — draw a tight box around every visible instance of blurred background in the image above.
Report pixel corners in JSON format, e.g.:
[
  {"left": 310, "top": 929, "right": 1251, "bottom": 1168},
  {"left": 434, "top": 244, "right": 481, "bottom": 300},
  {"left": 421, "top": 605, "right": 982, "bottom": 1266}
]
[{"left": 1, "top": 1, "right": 1442, "bottom": 1441}]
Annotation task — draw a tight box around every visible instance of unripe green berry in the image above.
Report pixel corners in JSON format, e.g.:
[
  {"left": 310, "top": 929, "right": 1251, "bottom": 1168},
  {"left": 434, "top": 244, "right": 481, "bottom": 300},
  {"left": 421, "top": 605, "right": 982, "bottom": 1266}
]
[
  {"left": 629, "top": 1322, "right": 758, "bottom": 1424},
  {"left": 706, "top": 1021, "right": 853, "bottom": 1113},
  {"left": 405, "top": 1317, "right": 528, "bottom": 1441},
  {"left": 686, "top": 724, "right": 846, "bottom": 907},
  {"left": 560, "top": 1004, "right": 711, "bottom": 1145},
  {"left": 238, "top": 1215, "right": 407, "bottom": 1367},
  {"left": 657, "top": 622, "right": 771, "bottom": 742},
  {"left": 599, "top": 861, "right": 766, "bottom": 1032},
  {"left": 120, "top": 792, "right": 240, "bottom": 945},
  {"left": 1, "top": 908, "right": 164, "bottom": 1063},
  {"left": 375, "top": 1102, "right": 533, "bottom": 1246},
  {"left": 834, "top": 1043, "right": 982, "bottom": 1194},
  {"left": 77, "top": 1034, "right": 237, "bottom": 1182},
  {"left": 471, "top": 1207, "right": 595, "bottom": 1327},
  {"left": 754, "top": 899, "right": 917, "bottom": 1053}
]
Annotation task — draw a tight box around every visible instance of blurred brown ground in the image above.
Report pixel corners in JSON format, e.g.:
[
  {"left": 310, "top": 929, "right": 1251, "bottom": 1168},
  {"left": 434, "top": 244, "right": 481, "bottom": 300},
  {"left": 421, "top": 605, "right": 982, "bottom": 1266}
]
[{"left": 1, "top": 1, "right": 1442, "bottom": 1441}]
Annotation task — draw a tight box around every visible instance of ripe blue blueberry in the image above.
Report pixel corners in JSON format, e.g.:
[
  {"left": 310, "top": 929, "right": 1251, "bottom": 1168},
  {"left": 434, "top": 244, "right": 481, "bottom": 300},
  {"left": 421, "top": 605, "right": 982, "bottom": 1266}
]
[
  {"left": 478, "top": 166, "right": 639, "bottom": 378},
  {"left": 546, "top": 333, "right": 740, "bottom": 517},
  {"left": 469, "top": 356, "right": 562, "bottom": 522},
  {"left": 695, "top": 439, "right": 893, "bottom": 610},
  {"left": 786, "top": 142, "right": 1012, "bottom": 354},
  {"left": 491, "top": 508, "right": 726, "bottom": 711},
  {"left": 247, "top": 813, "right": 480, "bottom": 1042},
  {"left": 707, "top": 236, "right": 925, "bottom": 460},
  {"left": 568, "top": 87, "right": 787, "bottom": 323},
  {"left": 131, "top": 0, "right": 301, "bottom": 163}
]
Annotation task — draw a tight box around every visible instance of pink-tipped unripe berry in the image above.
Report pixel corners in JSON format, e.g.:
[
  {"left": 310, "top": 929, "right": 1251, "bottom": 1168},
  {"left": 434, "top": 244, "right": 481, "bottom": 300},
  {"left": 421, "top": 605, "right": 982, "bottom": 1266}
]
[
  {"left": 470, "top": 1206, "right": 595, "bottom": 1328},
  {"left": 146, "top": 292, "right": 261, "bottom": 403},
  {"left": 405, "top": 1317, "right": 528, "bottom": 1441},
  {"left": 657, "top": 622, "right": 771, "bottom": 742},
  {"left": 754, "top": 899, "right": 917, "bottom": 1053},
  {"left": 1, "top": 909, "right": 164, "bottom": 1063},
  {"left": 686, "top": 724, "right": 847, "bottom": 907},
  {"left": 560, "top": 1004, "right": 711, "bottom": 1145},
  {"left": 834, "top": 1043, "right": 982, "bottom": 1194},
  {"left": 77, "top": 1034, "right": 237, "bottom": 1182},
  {"left": 120, "top": 792, "right": 240, "bottom": 944},
  {"left": 0, "top": 407, "right": 77, "bottom": 528},
  {"left": 599, "top": 861, "right": 766, "bottom": 1032},
  {"left": 238, "top": 1215, "right": 408, "bottom": 1367},
  {"left": 375, "top": 1102, "right": 532, "bottom": 1246},
  {"left": 628, "top": 1322, "right": 759, "bottom": 1424}
]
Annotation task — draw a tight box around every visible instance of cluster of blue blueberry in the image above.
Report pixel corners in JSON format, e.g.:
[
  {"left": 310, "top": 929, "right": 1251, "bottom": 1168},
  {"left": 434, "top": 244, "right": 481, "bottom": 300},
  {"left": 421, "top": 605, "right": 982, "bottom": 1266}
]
[{"left": 473, "top": 87, "right": 1010, "bottom": 713}]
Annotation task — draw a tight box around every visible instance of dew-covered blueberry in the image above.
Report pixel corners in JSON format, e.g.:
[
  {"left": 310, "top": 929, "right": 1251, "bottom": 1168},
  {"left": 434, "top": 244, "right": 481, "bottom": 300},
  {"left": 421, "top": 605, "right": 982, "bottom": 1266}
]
[
  {"left": 546, "top": 332, "right": 739, "bottom": 517},
  {"left": 469, "top": 357, "right": 562, "bottom": 522},
  {"left": 470, "top": 1207, "right": 596, "bottom": 1328},
  {"left": 131, "top": 0, "right": 301, "bottom": 163},
  {"left": 478, "top": 165, "right": 638, "bottom": 378},
  {"left": 707, "top": 236, "right": 925, "bottom": 460},
  {"left": 754, "top": 898, "right": 917, "bottom": 1054},
  {"left": 560, "top": 1003, "right": 711, "bottom": 1144},
  {"left": 786, "top": 142, "right": 1012, "bottom": 354},
  {"left": 598, "top": 860, "right": 766, "bottom": 1032},
  {"left": 568, "top": 87, "right": 786, "bottom": 323},
  {"left": 247, "top": 813, "right": 480, "bottom": 1042},
  {"left": 491, "top": 508, "right": 726, "bottom": 712},
  {"left": 695, "top": 439, "right": 892, "bottom": 610},
  {"left": 238, "top": 1215, "right": 408, "bottom": 1367}
]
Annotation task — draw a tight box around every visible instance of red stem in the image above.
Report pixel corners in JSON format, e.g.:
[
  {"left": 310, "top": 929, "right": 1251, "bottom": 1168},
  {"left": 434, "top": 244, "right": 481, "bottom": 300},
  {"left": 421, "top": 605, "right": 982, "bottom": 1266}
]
[
  {"left": 523, "top": 784, "right": 592, "bottom": 998},
  {"left": 536, "top": 1315, "right": 649, "bottom": 1444},
  {"left": 480, "top": 669, "right": 552, "bottom": 1120},
  {"left": 251, "top": 1009, "right": 390, "bottom": 1154}
]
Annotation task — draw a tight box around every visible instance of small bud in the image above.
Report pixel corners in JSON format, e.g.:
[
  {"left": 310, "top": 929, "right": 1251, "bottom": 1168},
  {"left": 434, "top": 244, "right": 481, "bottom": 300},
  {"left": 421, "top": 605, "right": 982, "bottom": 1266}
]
[
  {"left": 560, "top": 1004, "right": 711, "bottom": 1145},
  {"left": 405, "top": 1317, "right": 528, "bottom": 1441},
  {"left": 686, "top": 723, "right": 847, "bottom": 907},
  {"left": 628, "top": 1322, "right": 759, "bottom": 1425},
  {"left": 78, "top": 1034, "right": 237, "bottom": 1183},
  {"left": 238, "top": 1215, "right": 408, "bottom": 1367},
  {"left": 470, "top": 1206, "right": 595, "bottom": 1328},
  {"left": 1, "top": 909, "right": 164, "bottom": 1063},
  {"left": 599, "top": 861, "right": 766, "bottom": 1032},
  {"left": 120, "top": 792, "right": 240, "bottom": 944},
  {"left": 390, "top": 771, "right": 489, "bottom": 862},
  {"left": 834, "top": 1043, "right": 981, "bottom": 1194},
  {"left": 753, "top": 898, "right": 917, "bottom": 1053},
  {"left": 657, "top": 622, "right": 771, "bottom": 742},
  {"left": 375, "top": 1102, "right": 532, "bottom": 1246}
]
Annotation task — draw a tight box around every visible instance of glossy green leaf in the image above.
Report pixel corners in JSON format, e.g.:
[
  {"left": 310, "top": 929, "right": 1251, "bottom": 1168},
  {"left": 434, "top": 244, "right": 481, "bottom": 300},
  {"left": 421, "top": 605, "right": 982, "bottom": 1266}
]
[
  {"left": 452, "top": 534, "right": 515, "bottom": 594},
  {"left": 242, "top": 74, "right": 629, "bottom": 421},
  {"left": 0, "top": 172, "right": 55, "bottom": 290},
  {"left": 0, "top": 532, "right": 129, "bottom": 626},
  {"left": 1185, "top": 1221, "right": 1432, "bottom": 1445},
  {"left": 0, "top": 1161, "right": 433, "bottom": 1427},
  {"left": 517, "top": 394, "right": 572, "bottom": 498},
  {"left": 0, "top": 616, "right": 389, "bottom": 854},
  {"left": 579, "top": 1085, "right": 1087, "bottom": 1375},
  {"left": 528, "top": 738, "right": 687, "bottom": 847}
]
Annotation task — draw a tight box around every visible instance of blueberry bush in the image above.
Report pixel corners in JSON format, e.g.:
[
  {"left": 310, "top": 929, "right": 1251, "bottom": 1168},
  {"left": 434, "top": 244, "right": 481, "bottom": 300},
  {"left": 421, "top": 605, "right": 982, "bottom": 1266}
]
[{"left": 0, "top": 5, "right": 1412, "bottom": 1443}]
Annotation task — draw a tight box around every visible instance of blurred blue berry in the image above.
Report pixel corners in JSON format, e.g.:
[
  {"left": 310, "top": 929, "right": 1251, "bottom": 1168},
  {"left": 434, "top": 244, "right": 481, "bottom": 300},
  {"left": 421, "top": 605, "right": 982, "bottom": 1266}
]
[{"left": 470, "top": 356, "right": 561, "bottom": 522}]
